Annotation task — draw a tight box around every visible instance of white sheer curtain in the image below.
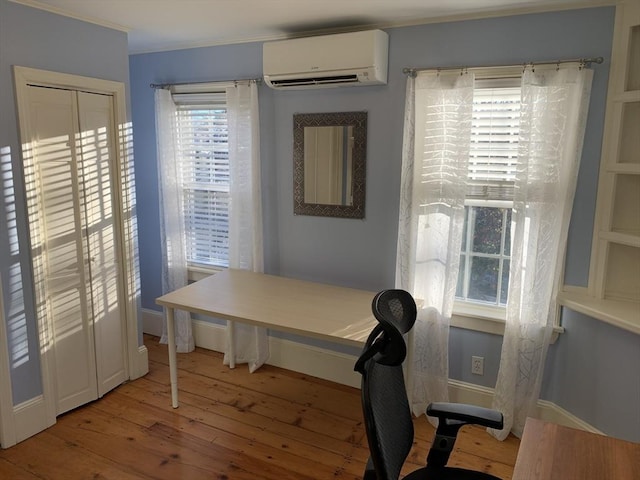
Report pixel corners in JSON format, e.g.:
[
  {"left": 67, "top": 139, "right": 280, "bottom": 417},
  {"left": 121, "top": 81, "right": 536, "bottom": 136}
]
[
  {"left": 397, "top": 72, "right": 474, "bottom": 416},
  {"left": 222, "top": 81, "right": 269, "bottom": 373},
  {"left": 154, "top": 89, "right": 194, "bottom": 353},
  {"left": 490, "top": 65, "right": 593, "bottom": 440}
]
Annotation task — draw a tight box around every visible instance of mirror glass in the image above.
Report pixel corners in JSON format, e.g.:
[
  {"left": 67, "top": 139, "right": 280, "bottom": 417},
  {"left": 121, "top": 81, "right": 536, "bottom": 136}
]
[{"left": 293, "top": 111, "right": 367, "bottom": 218}]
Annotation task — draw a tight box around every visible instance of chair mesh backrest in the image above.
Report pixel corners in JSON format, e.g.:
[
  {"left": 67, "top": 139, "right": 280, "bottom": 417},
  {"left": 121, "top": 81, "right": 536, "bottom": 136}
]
[
  {"left": 357, "top": 289, "right": 417, "bottom": 480},
  {"left": 372, "top": 290, "right": 416, "bottom": 336},
  {"left": 362, "top": 355, "right": 414, "bottom": 480}
]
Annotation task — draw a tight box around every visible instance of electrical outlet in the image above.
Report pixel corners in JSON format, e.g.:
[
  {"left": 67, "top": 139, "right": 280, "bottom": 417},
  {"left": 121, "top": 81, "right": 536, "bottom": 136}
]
[{"left": 471, "top": 356, "right": 484, "bottom": 376}]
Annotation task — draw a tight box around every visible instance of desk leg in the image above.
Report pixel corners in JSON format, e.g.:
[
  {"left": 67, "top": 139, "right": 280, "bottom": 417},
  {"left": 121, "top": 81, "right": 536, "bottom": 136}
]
[
  {"left": 166, "top": 306, "right": 179, "bottom": 408},
  {"left": 227, "top": 319, "right": 236, "bottom": 369}
]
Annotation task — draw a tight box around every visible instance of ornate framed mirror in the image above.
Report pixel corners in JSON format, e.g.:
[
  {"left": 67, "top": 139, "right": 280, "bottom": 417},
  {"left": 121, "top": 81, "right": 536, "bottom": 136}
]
[{"left": 293, "top": 111, "right": 367, "bottom": 218}]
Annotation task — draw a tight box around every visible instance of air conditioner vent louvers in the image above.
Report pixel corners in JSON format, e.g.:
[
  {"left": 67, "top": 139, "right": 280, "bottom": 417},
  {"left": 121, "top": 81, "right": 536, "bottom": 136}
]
[{"left": 269, "top": 74, "right": 360, "bottom": 87}]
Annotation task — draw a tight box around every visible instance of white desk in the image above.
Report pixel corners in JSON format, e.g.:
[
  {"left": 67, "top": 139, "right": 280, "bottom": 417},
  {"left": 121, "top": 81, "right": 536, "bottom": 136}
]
[{"left": 156, "top": 269, "right": 378, "bottom": 407}]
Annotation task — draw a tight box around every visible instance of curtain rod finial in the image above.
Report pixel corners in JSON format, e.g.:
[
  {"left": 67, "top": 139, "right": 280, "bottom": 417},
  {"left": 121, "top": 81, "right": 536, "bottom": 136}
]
[{"left": 403, "top": 67, "right": 417, "bottom": 78}]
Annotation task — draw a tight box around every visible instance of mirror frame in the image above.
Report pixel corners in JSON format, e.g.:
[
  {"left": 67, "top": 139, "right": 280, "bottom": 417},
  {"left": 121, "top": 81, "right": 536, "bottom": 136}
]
[{"left": 293, "top": 111, "right": 367, "bottom": 219}]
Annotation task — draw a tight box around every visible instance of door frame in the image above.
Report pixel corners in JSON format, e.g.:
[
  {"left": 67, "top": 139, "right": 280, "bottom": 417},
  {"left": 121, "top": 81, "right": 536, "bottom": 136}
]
[
  {"left": 0, "top": 275, "right": 16, "bottom": 447},
  {"left": 8, "top": 66, "right": 147, "bottom": 438}
]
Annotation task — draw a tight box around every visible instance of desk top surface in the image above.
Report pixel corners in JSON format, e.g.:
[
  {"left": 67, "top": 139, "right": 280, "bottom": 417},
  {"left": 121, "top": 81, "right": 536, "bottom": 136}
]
[
  {"left": 156, "top": 269, "right": 378, "bottom": 347},
  {"left": 512, "top": 417, "right": 640, "bottom": 480}
]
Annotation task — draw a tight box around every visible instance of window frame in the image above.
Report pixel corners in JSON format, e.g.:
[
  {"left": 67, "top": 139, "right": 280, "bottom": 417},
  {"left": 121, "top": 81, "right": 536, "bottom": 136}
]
[
  {"left": 456, "top": 199, "right": 512, "bottom": 308},
  {"left": 447, "top": 67, "right": 564, "bottom": 338},
  {"left": 451, "top": 69, "right": 521, "bottom": 327},
  {"left": 171, "top": 82, "right": 235, "bottom": 280}
]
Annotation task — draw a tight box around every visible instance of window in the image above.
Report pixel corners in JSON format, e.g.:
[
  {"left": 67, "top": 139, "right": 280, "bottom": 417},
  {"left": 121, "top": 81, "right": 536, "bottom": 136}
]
[
  {"left": 454, "top": 77, "right": 521, "bottom": 315},
  {"left": 173, "top": 91, "right": 230, "bottom": 270},
  {"left": 404, "top": 64, "right": 589, "bottom": 339},
  {"left": 457, "top": 205, "right": 512, "bottom": 305}
]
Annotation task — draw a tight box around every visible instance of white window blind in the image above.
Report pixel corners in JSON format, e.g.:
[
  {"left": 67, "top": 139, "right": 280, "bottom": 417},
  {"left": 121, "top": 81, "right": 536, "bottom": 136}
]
[
  {"left": 467, "top": 84, "right": 521, "bottom": 201},
  {"left": 174, "top": 91, "right": 230, "bottom": 268}
]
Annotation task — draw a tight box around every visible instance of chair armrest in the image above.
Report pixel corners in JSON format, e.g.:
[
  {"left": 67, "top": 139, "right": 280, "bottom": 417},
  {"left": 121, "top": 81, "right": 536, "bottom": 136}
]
[
  {"left": 425, "top": 402, "right": 504, "bottom": 468},
  {"left": 427, "top": 402, "right": 503, "bottom": 430}
]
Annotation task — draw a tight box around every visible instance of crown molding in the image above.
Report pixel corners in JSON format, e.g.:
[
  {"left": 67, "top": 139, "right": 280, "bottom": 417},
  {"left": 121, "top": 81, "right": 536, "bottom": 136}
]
[{"left": 8, "top": 0, "right": 131, "bottom": 32}]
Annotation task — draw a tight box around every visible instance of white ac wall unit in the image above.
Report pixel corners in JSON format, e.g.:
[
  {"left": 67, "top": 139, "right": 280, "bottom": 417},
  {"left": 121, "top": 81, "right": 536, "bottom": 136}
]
[{"left": 263, "top": 30, "right": 388, "bottom": 90}]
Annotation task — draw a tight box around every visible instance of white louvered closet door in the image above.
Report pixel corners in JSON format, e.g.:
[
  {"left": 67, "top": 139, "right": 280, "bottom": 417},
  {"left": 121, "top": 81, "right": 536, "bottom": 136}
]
[
  {"left": 76, "top": 91, "right": 127, "bottom": 398},
  {"left": 24, "top": 86, "right": 127, "bottom": 415}
]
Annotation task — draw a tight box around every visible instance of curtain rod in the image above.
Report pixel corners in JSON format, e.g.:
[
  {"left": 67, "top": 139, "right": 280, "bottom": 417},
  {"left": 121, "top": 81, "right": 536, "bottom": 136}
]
[
  {"left": 402, "top": 56, "right": 604, "bottom": 77},
  {"left": 150, "top": 77, "right": 262, "bottom": 89}
]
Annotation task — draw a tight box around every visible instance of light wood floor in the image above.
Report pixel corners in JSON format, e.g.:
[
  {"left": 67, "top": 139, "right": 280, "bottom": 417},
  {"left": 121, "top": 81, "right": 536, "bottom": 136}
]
[{"left": 0, "top": 335, "right": 520, "bottom": 479}]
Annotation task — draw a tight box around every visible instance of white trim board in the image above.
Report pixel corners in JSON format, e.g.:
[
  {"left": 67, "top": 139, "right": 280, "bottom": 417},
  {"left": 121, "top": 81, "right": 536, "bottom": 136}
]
[
  {"left": 13, "top": 396, "right": 53, "bottom": 445},
  {"left": 143, "top": 308, "right": 603, "bottom": 435},
  {"left": 0, "top": 276, "right": 16, "bottom": 448}
]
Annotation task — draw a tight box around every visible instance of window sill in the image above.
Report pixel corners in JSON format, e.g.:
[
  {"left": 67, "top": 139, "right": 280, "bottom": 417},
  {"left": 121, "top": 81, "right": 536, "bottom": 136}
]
[
  {"left": 452, "top": 300, "right": 506, "bottom": 335},
  {"left": 188, "top": 265, "right": 225, "bottom": 282},
  {"left": 451, "top": 312, "right": 506, "bottom": 336},
  {"left": 451, "top": 301, "right": 564, "bottom": 342},
  {"left": 558, "top": 288, "right": 640, "bottom": 335}
]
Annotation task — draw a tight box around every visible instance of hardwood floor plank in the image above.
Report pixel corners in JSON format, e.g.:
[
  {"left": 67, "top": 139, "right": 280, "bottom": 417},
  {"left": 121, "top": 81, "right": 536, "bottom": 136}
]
[
  {"left": 49, "top": 406, "right": 258, "bottom": 480},
  {"left": 114, "top": 379, "right": 366, "bottom": 460},
  {"left": 0, "top": 457, "right": 40, "bottom": 479},
  {"left": 1, "top": 429, "right": 148, "bottom": 480},
  {"left": 145, "top": 338, "right": 364, "bottom": 419},
  {"left": 143, "top": 358, "right": 364, "bottom": 443},
  {"left": 148, "top": 421, "right": 359, "bottom": 480},
  {"left": 92, "top": 391, "right": 364, "bottom": 478}
]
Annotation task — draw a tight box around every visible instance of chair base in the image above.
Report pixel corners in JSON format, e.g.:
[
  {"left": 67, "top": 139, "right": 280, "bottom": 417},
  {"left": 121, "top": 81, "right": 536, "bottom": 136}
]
[{"left": 403, "top": 466, "right": 502, "bottom": 480}]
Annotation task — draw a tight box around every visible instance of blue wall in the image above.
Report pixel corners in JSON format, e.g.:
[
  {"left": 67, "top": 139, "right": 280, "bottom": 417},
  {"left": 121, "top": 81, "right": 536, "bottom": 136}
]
[
  {"left": 0, "top": 0, "right": 131, "bottom": 404},
  {"left": 131, "top": 7, "right": 614, "bottom": 302},
  {"left": 130, "top": 7, "right": 640, "bottom": 443},
  {"left": 543, "top": 309, "right": 640, "bottom": 440}
]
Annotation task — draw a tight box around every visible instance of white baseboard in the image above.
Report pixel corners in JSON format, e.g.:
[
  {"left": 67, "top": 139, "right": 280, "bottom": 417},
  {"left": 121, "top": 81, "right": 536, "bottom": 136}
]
[
  {"left": 130, "top": 345, "right": 149, "bottom": 380},
  {"left": 448, "top": 379, "right": 495, "bottom": 406},
  {"left": 143, "top": 308, "right": 362, "bottom": 387},
  {"left": 191, "top": 318, "right": 225, "bottom": 351},
  {"left": 13, "top": 396, "right": 54, "bottom": 445},
  {"left": 142, "top": 308, "right": 164, "bottom": 337},
  {"left": 142, "top": 308, "right": 601, "bottom": 434},
  {"left": 447, "top": 380, "right": 604, "bottom": 434},
  {"left": 535, "top": 400, "right": 603, "bottom": 434},
  {"left": 191, "top": 316, "right": 362, "bottom": 387}
]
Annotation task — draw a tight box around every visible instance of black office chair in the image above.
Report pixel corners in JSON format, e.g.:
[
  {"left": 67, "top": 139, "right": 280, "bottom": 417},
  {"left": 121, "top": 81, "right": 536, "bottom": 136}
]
[{"left": 354, "top": 289, "right": 504, "bottom": 480}]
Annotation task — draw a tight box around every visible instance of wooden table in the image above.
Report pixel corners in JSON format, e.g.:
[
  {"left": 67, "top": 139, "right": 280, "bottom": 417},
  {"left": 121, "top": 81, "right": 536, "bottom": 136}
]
[
  {"left": 156, "top": 269, "right": 377, "bottom": 407},
  {"left": 512, "top": 417, "right": 640, "bottom": 479}
]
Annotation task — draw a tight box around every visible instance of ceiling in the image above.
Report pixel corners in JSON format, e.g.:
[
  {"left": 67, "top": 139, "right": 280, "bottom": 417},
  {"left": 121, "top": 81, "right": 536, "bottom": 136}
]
[{"left": 13, "top": 0, "right": 607, "bottom": 54}]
